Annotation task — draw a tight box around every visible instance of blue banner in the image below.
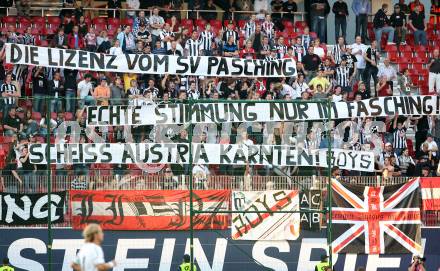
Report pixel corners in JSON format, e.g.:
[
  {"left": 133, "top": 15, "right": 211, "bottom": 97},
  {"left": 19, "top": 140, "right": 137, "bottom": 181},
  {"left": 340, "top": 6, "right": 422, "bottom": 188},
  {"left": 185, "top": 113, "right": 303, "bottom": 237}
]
[{"left": 1, "top": 228, "right": 439, "bottom": 270}]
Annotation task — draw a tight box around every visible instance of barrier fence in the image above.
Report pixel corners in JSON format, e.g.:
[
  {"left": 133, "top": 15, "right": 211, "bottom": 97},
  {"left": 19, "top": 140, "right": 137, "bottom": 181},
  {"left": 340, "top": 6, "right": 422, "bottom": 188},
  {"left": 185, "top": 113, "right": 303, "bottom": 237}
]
[{"left": 2, "top": 174, "right": 439, "bottom": 227}]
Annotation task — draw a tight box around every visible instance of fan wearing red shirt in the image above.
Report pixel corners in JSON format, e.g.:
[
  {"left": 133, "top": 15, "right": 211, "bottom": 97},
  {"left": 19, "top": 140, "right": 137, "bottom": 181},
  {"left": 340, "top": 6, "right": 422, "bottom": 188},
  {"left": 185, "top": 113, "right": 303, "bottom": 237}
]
[
  {"left": 240, "top": 41, "right": 256, "bottom": 59},
  {"left": 254, "top": 78, "right": 267, "bottom": 97}
]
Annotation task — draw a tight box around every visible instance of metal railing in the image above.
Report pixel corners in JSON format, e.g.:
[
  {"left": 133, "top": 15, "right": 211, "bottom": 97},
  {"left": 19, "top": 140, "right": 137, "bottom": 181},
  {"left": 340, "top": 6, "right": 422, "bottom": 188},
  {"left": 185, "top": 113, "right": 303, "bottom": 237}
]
[
  {"left": 1, "top": 6, "right": 307, "bottom": 21},
  {"left": 1, "top": 174, "right": 410, "bottom": 193}
]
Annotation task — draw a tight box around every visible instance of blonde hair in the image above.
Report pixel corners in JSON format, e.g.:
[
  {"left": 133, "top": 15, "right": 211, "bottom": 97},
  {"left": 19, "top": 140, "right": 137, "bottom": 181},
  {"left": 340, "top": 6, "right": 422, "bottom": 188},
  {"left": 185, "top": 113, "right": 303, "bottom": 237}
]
[{"left": 82, "top": 224, "right": 102, "bottom": 242}]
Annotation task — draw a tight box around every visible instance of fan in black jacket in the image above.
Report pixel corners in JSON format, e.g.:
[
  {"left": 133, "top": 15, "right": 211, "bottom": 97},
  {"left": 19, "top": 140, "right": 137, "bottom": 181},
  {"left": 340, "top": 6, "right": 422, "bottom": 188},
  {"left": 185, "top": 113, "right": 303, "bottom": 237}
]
[{"left": 373, "top": 4, "right": 395, "bottom": 46}]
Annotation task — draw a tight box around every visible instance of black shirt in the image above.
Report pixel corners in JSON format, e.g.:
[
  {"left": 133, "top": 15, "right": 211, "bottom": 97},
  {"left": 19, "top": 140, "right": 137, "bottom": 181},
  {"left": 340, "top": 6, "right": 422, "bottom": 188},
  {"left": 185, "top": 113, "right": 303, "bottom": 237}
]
[
  {"left": 332, "top": 1, "right": 349, "bottom": 18},
  {"left": 390, "top": 11, "right": 406, "bottom": 27},
  {"left": 429, "top": 57, "right": 440, "bottom": 73},
  {"left": 373, "top": 9, "right": 391, "bottom": 28},
  {"left": 4, "top": 114, "right": 20, "bottom": 130},
  {"left": 283, "top": 1, "right": 298, "bottom": 19},
  {"left": 365, "top": 47, "right": 379, "bottom": 68},
  {"left": 310, "top": 0, "right": 330, "bottom": 16},
  {"left": 64, "top": 69, "right": 78, "bottom": 91},
  {"left": 302, "top": 53, "right": 322, "bottom": 71},
  {"left": 20, "top": 155, "right": 34, "bottom": 171},
  {"left": 32, "top": 73, "right": 46, "bottom": 95},
  {"left": 409, "top": 11, "right": 425, "bottom": 30}
]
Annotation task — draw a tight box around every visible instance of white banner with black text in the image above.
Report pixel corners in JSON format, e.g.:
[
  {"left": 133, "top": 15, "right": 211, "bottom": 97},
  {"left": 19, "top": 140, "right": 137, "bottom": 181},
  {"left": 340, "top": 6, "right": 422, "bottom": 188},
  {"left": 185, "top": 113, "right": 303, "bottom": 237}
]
[
  {"left": 86, "top": 95, "right": 440, "bottom": 126},
  {"left": 5, "top": 43, "right": 297, "bottom": 77},
  {"left": 28, "top": 143, "right": 375, "bottom": 171}
]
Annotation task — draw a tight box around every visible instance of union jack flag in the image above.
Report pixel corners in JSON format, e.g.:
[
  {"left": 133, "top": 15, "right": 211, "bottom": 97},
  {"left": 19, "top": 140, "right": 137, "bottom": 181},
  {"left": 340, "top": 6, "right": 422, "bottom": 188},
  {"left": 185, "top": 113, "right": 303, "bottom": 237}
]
[{"left": 331, "top": 178, "right": 422, "bottom": 254}]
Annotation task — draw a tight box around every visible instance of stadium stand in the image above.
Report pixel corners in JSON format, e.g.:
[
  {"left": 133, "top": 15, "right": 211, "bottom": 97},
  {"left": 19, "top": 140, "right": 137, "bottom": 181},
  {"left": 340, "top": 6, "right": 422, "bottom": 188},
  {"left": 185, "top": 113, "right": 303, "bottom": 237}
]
[{"left": 0, "top": 0, "right": 438, "bottom": 228}]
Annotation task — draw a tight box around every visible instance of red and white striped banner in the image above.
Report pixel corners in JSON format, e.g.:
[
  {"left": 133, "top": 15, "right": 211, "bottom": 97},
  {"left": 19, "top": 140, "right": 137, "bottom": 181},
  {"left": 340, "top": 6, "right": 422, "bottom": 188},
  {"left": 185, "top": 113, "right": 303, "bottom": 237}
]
[
  {"left": 419, "top": 177, "right": 440, "bottom": 211},
  {"left": 70, "top": 190, "right": 230, "bottom": 230}
]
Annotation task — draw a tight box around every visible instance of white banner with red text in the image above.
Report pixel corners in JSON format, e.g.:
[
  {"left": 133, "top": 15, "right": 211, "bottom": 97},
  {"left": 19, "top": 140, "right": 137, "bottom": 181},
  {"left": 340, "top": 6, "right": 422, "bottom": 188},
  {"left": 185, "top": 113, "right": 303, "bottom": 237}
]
[{"left": 231, "top": 190, "right": 300, "bottom": 240}]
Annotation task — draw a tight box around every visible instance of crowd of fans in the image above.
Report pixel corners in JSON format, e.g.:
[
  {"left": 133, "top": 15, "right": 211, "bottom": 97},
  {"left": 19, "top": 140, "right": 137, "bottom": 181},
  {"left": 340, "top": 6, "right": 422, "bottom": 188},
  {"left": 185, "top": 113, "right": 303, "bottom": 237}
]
[{"left": 0, "top": 0, "right": 439, "bottom": 192}]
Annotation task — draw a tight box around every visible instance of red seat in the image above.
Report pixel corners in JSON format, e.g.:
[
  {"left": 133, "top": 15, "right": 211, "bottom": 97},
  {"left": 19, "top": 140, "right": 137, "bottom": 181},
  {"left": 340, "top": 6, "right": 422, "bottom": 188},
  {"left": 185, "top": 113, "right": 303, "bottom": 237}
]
[
  {"left": 222, "top": 20, "right": 235, "bottom": 27},
  {"left": 400, "top": 51, "right": 413, "bottom": 59},
  {"left": 413, "top": 57, "right": 427, "bottom": 64},
  {"left": 32, "top": 16, "right": 45, "bottom": 25},
  {"left": 107, "top": 18, "right": 120, "bottom": 26},
  {"left": 237, "top": 20, "right": 246, "bottom": 29},
  {"left": 195, "top": 19, "right": 207, "bottom": 29},
  {"left": 282, "top": 20, "right": 294, "bottom": 28},
  {"left": 92, "top": 17, "right": 107, "bottom": 25},
  {"left": 2, "top": 16, "right": 16, "bottom": 25},
  {"left": 385, "top": 44, "right": 397, "bottom": 52},
  {"left": 397, "top": 56, "right": 411, "bottom": 64},
  {"left": 47, "top": 16, "right": 61, "bottom": 26},
  {"left": 32, "top": 111, "right": 42, "bottom": 121},
  {"left": 420, "top": 85, "right": 429, "bottom": 95},
  {"left": 398, "top": 63, "right": 410, "bottom": 71},
  {"left": 410, "top": 74, "right": 420, "bottom": 85},
  {"left": 182, "top": 19, "right": 194, "bottom": 27},
  {"left": 388, "top": 51, "right": 399, "bottom": 62},
  {"left": 414, "top": 45, "right": 427, "bottom": 52},
  {"left": 30, "top": 28, "right": 40, "bottom": 36},
  {"left": 209, "top": 19, "right": 222, "bottom": 28},
  {"left": 121, "top": 18, "right": 133, "bottom": 26},
  {"left": 414, "top": 52, "right": 428, "bottom": 62},
  {"left": 294, "top": 21, "right": 307, "bottom": 30},
  {"left": 413, "top": 63, "right": 424, "bottom": 71},
  {"left": 93, "top": 24, "right": 106, "bottom": 32},
  {"left": 0, "top": 136, "right": 14, "bottom": 144},
  {"left": 398, "top": 44, "right": 412, "bottom": 52}
]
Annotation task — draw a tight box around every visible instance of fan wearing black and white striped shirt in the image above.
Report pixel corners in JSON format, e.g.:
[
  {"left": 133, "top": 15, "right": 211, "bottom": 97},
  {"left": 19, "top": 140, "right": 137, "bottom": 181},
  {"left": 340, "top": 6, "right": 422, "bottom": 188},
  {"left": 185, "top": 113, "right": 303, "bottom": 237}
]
[
  {"left": 199, "top": 24, "right": 215, "bottom": 56},
  {"left": 331, "top": 36, "right": 347, "bottom": 65},
  {"left": 1, "top": 73, "right": 19, "bottom": 114},
  {"left": 301, "top": 27, "right": 313, "bottom": 50},
  {"left": 275, "top": 37, "right": 288, "bottom": 59},
  {"left": 293, "top": 36, "right": 306, "bottom": 62},
  {"left": 265, "top": 48, "right": 278, "bottom": 61},
  {"left": 185, "top": 31, "right": 202, "bottom": 56},
  {"left": 187, "top": 81, "right": 200, "bottom": 100},
  {"left": 244, "top": 14, "right": 257, "bottom": 40},
  {"left": 262, "top": 14, "right": 275, "bottom": 40},
  {"left": 335, "top": 56, "right": 353, "bottom": 92},
  {"left": 223, "top": 21, "right": 239, "bottom": 44},
  {"left": 159, "top": 23, "right": 175, "bottom": 50},
  {"left": 392, "top": 115, "right": 410, "bottom": 154}
]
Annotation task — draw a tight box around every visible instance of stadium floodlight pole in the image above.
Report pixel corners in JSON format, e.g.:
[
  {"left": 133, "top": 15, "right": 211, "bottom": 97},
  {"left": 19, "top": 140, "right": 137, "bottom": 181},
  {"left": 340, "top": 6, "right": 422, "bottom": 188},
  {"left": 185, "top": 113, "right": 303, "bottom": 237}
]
[
  {"left": 45, "top": 97, "right": 53, "bottom": 271},
  {"left": 188, "top": 98, "right": 195, "bottom": 271},
  {"left": 326, "top": 98, "right": 333, "bottom": 267}
]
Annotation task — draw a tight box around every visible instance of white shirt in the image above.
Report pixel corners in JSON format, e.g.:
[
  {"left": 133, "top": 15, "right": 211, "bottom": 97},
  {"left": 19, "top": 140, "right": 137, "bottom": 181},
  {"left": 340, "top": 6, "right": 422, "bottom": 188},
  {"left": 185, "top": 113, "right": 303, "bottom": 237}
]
[
  {"left": 293, "top": 81, "right": 310, "bottom": 93},
  {"left": 351, "top": 43, "right": 367, "bottom": 69},
  {"left": 332, "top": 94, "right": 343, "bottom": 102},
  {"left": 422, "top": 140, "right": 438, "bottom": 156},
  {"left": 109, "top": 46, "right": 123, "bottom": 55},
  {"left": 313, "top": 47, "right": 325, "bottom": 58},
  {"left": 74, "top": 243, "right": 105, "bottom": 271},
  {"left": 378, "top": 64, "right": 397, "bottom": 81},
  {"left": 149, "top": 15, "right": 165, "bottom": 36},
  {"left": 254, "top": 0, "right": 270, "bottom": 13},
  {"left": 126, "top": 0, "right": 140, "bottom": 16},
  {"left": 282, "top": 83, "right": 301, "bottom": 99},
  {"left": 77, "top": 80, "right": 94, "bottom": 99}
]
